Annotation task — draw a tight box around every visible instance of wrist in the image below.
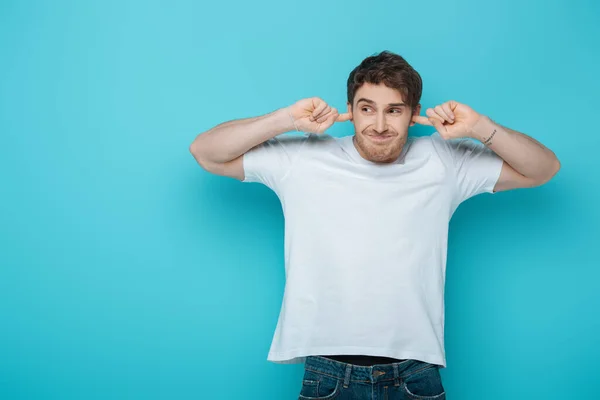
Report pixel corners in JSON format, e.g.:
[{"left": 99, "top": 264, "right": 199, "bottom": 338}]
[
  {"left": 469, "top": 114, "right": 495, "bottom": 143},
  {"left": 273, "top": 107, "right": 297, "bottom": 133},
  {"left": 285, "top": 106, "right": 301, "bottom": 132}
]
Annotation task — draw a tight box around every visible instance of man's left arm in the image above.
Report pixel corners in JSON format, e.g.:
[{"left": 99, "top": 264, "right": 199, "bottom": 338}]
[
  {"left": 413, "top": 100, "right": 561, "bottom": 193},
  {"left": 468, "top": 115, "right": 561, "bottom": 192}
]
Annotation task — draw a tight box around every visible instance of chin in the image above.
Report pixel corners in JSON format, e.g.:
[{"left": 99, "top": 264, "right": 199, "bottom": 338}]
[{"left": 358, "top": 134, "right": 406, "bottom": 162}]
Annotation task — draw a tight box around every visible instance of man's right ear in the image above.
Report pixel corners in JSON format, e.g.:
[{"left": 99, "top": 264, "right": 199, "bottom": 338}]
[{"left": 346, "top": 102, "right": 353, "bottom": 121}]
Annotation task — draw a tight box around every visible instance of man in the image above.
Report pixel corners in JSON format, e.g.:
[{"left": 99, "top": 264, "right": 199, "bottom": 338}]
[{"left": 189, "top": 51, "right": 560, "bottom": 399}]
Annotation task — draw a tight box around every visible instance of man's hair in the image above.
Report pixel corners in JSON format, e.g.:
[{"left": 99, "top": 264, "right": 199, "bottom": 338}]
[{"left": 346, "top": 50, "right": 422, "bottom": 113}]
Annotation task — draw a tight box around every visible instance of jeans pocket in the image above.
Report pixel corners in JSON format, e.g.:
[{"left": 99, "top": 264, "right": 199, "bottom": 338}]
[
  {"left": 298, "top": 369, "right": 341, "bottom": 399},
  {"left": 401, "top": 365, "right": 446, "bottom": 399}
]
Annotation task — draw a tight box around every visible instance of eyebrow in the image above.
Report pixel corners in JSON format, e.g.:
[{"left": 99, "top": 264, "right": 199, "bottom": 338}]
[{"left": 356, "top": 98, "right": 406, "bottom": 107}]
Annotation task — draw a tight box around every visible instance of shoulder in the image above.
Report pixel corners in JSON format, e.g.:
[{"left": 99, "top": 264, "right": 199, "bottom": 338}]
[
  {"left": 412, "top": 132, "right": 483, "bottom": 161},
  {"left": 408, "top": 133, "right": 447, "bottom": 155},
  {"left": 270, "top": 132, "right": 337, "bottom": 147},
  {"left": 406, "top": 133, "right": 458, "bottom": 167},
  {"left": 298, "top": 132, "right": 342, "bottom": 153},
  {"left": 306, "top": 132, "right": 338, "bottom": 145}
]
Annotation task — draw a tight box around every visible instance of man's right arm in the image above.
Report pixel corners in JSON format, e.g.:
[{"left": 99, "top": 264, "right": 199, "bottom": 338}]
[
  {"left": 189, "top": 98, "right": 351, "bottom": 181},
  {"left": 189, "top": 107, "right": 294, "bottom": 181}
]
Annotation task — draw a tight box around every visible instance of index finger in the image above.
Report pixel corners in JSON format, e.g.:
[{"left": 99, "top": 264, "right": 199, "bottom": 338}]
[
  {"left": 412, "top": 115, "right": 432, "bottom": 126},
  {"left": 336, "top": 112, "right": 351, "bottom": 122}
]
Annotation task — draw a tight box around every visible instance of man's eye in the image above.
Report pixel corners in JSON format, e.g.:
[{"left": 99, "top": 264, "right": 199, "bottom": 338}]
[
  {"left": 362, "top": 107, "right": 372, "bottom": 112},
  {"left": 390, "top": 109, "right": 402, "bottom": 114}
]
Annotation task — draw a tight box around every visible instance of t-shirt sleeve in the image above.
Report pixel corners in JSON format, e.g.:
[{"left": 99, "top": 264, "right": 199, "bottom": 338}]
[
  {"left": 242, "top": 133, "right": 310, "bottom": 191},
  {"left": 435, "top": 133, "right": 504, "bottom": 203}
]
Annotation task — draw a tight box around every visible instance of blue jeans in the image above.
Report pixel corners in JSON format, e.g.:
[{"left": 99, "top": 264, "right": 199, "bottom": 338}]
[{"left": 298, "top": 356, "right": 446, "bottom": 400}]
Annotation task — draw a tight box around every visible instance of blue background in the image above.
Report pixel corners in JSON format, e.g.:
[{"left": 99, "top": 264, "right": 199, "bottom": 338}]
[{"left": 1, "top": 0, "right": 598, "bottom": 399}]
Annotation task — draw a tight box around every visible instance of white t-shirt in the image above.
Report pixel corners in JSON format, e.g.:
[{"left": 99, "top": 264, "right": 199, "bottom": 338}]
[{"left": 242, "top": 131, "right": 503, "bottom": 368}]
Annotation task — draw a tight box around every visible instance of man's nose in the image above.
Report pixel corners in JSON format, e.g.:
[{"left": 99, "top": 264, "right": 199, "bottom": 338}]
[{"left": 374, "top": 113, "right": 387, "bottom": 133}]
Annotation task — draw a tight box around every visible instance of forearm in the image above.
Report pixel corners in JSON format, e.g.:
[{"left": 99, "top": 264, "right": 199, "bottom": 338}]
[
  {"left": 189, "top": 107, "right": 294, "bottom": 164},
  {"left": 469, "top": 115, "right": 561, "bottom": 183}
]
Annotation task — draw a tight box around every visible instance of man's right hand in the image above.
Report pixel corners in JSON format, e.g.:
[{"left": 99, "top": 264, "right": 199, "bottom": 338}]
[{"left": 288, "top": 97, "right": 352, "bottom": 134}]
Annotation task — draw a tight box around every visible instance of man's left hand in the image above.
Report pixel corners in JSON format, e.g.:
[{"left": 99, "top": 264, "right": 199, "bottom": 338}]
[{"left": 412, "top": 100, "right": 482, "bottom": 140}]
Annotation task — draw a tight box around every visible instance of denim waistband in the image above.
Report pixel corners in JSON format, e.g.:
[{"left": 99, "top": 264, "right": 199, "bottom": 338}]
[{"left": 304, "top": 355, "right": 439, "bottom": 387}]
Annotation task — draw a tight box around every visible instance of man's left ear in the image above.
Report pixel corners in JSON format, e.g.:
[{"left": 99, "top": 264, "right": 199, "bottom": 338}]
[
  {"left": 346, "top": 102, "right": 353, "bottom": 122},
  {"left": 409, "top": 104, "right": 421, "bottom": 126}
]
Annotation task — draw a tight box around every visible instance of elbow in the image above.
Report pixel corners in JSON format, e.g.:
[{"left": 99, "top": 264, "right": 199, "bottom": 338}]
[
  {"left": 189, "top": 142, "right": 201, "bottom": 162},
  {"left": 537, "top": 157, "right": 561, "bottom": 186},
  {"left": 189, "top": 142, "right": 211, "bottom": 171},
  {"left": 189, "top": 135, "right": 200, "bottom": 154},
  {"left": 549, "top": 156, "right": 561, "bottom": 180},
  {"left": 189, "top": 134, "right": 226, "bottom": 166},
  {"left": 189, "top": 141, "right": 199, "bottom": 157},
  {"left": 553, "top": 157, "right": 561, "bottom": 175},
  {"left": 189, "top": 131, "right": 210, "bottom": 160}
]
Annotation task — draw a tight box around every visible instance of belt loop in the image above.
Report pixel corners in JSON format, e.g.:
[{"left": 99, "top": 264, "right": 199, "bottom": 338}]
[
  {"left": 393, "top": 363, "right": 400, "bottom": 387},
  {"left": 343, "top": 364, "right": 352, "bottom": 388}
]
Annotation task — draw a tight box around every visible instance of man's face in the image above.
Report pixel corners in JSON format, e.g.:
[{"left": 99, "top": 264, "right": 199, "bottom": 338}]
[{"left": 347, "top": 82, "right": 421, "bottom": 163}]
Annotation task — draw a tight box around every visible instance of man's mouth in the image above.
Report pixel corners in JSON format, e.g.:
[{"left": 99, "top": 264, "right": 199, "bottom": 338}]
[{"left": 367, "top": 134, "right": 393, "bottom": 143}]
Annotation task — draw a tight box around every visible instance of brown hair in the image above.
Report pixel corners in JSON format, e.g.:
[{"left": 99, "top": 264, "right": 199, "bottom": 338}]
[{"left": 346, "top": 50, "right": 422, "bottom": 113}]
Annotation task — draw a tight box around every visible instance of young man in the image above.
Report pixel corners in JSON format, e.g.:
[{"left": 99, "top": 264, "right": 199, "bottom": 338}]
[{"left": 190, "top": 51, "right": 560, "bottom": 399}]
